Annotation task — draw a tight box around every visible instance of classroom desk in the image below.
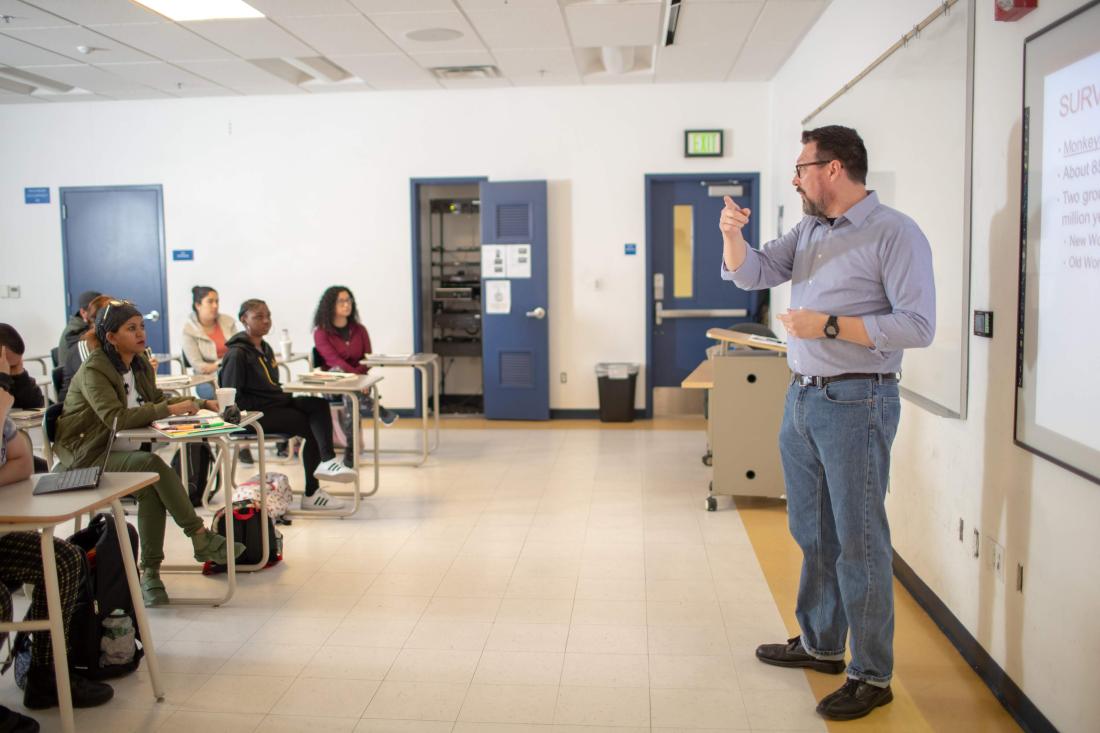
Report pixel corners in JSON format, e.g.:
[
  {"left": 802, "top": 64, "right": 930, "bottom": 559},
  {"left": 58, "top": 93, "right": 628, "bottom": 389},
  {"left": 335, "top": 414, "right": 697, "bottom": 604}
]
[
  {"left": 361, "top": 353, "right": 441, "bottom": 466},
  {"left": 275, "top": 352, "right": 311, "bottom": 382},
  {"left": 116, "top": 411, "right": 265, "bottom": 606},
  {"left": 0, "top": 472, "right": 166, "bottom": 733},
  {"left": 156, "top": 373, "right": 214, "bottom": 398},
  {"left": 11, "top": 408, "right": 49, "bottom": 467},
  {"left": 282, "top": 373, "right": 383, "bottom": 518}
]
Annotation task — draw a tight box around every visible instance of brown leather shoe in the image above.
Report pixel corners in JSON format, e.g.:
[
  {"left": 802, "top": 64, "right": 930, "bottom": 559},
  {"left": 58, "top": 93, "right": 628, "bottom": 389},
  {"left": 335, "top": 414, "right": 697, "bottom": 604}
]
[
  {"left": 816, "top": 678, "right": 893, "bottom": 720},
  {"left": 755, "top": 636, "right": 846, "bottom": 674}
]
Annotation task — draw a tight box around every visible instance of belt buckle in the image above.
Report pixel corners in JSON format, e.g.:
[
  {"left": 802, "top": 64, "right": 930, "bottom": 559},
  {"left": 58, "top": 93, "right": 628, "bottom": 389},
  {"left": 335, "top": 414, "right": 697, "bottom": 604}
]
[{"left": 796, "top": 374, "right": 816, "bottom": 387}]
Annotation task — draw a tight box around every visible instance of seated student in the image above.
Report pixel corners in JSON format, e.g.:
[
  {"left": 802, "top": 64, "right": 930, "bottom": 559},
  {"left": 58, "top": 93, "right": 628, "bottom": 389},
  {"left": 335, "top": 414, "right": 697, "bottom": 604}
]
[
  {"left": 311, "top": 286, "right": 397, "bottom": 466},
  {"left": 181, "top": 286, "right": 237, "bottom": 401},
  {"left": 56, "top": 290, "right": 100, "bottom": 369},
  {"left": 58, "top": 294, "right": 114, "bottom": 405},
  {"left": 0, "top": 325, "right": 46, "bottom": 410},
  {"left": 0, "top": 367, "right": 113, "bottom": 726},
  {"left": 54, "top": 301, "right": 244, "bottom": 607},
  {"left": 220, "top": 299, "right": 355, "bottom": 510}
]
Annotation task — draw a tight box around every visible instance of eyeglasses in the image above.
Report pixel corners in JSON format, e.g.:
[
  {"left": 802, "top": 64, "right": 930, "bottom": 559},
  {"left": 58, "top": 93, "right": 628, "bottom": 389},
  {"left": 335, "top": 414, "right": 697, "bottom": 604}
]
[
  {"left": 99, "top": 299, "right": 132, "bottom": 322},
  {"left": 794, "top": 160, "right": 833, "bottom": 178}
]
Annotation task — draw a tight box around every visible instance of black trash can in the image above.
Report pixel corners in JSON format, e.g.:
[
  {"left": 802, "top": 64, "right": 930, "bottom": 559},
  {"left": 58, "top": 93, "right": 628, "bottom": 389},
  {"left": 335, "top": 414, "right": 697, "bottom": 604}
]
[{"left": 595, "top": 363, "right": 640, "bottom": 422}]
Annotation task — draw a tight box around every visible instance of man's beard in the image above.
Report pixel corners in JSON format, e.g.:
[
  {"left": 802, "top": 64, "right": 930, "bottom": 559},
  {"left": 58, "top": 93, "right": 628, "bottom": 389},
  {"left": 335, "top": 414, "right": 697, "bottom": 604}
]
[{"left": 799, "top": 189, "right": 827, "bottom": 218}]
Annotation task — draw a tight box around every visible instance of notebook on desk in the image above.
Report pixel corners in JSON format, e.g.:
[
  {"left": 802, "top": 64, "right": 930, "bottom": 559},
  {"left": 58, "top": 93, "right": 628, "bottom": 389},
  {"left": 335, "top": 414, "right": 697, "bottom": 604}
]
[{"left": 33, "top": 418, "right": 118, "bottom": 495}]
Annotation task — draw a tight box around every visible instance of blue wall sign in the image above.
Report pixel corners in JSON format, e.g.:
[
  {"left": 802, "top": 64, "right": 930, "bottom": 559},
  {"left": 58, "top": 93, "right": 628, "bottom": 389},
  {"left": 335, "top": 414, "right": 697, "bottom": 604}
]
[
  {"left": 172, "top": 249, "right": 194, "bottom": 261},
  {"left": 624, "top": 243, "right": 637, "bottom": 256},
  {"left": 24, "top": 187, "right": 50, "bottom": 204}
]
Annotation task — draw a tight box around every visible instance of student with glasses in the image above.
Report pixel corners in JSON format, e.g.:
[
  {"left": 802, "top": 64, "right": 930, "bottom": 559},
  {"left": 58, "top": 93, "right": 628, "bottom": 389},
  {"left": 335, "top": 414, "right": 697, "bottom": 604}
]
[
  {"left": 53, "top": 301, "right": 245, "bottom": 606},
  {"left": 220, "top": 298, "right": 356, "bottom": 511},
  {"left": 312, "top": 286, "right": 397, "bottom": 467}
]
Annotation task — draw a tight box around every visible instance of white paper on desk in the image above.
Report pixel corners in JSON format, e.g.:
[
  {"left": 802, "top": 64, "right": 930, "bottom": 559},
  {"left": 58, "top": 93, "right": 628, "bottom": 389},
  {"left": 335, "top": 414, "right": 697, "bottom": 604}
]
[
  {"left": 481, "top": 245, "right": 507, "bottom": 278},
  {"left": 485, "top": 279, "right": 511, "bottom": 315},
  {"left": 507, "top": 244, "right": 531, "bottom": 278}
]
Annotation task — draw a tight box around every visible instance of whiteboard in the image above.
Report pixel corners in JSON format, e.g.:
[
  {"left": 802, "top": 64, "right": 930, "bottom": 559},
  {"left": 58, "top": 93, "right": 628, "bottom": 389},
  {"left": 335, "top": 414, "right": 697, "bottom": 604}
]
[{"left": 808, "top": 0, "right": 974, "bottom": 418}]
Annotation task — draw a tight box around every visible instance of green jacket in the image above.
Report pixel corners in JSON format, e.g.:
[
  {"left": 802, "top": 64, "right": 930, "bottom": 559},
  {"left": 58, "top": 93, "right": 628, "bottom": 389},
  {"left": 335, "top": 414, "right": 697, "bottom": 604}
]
[{"left": 54, "top": 348, "right": 192, "bottom": 468}]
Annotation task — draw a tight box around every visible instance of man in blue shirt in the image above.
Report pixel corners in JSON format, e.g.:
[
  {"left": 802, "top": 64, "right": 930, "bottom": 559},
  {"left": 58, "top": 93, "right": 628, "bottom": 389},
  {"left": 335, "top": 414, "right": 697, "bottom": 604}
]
[{"left": 720, "top": 125, "right": 935, "bottom": 721}]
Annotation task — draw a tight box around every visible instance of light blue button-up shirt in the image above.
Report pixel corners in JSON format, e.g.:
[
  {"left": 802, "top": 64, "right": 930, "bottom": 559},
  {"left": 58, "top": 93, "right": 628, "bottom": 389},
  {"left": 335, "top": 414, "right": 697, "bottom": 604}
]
[{"left": 722, "top": 191, "right": 935, "bottom": 377}]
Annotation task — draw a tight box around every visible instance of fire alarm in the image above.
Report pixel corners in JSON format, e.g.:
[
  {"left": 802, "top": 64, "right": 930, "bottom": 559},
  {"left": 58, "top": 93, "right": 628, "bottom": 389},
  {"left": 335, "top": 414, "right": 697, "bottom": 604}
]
[{"left": 995, "top": 0, "right": 1037, "bottom": 21}]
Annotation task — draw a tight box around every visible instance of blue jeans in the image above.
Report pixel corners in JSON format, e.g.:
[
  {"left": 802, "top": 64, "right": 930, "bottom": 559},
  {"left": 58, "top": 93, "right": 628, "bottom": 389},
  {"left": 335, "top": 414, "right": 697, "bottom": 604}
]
[
  {"left": 194, "top": 381, "right": 215, "bottom": 400},
  {"left": 779, "top": 376, "right": 901, "bottom": 686}
]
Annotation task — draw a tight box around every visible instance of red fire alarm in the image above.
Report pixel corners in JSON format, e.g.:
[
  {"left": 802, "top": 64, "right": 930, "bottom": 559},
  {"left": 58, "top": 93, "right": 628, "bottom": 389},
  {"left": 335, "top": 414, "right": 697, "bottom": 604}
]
[{"left": 995, "top": 0, "right": 1037, "bottom": 21}]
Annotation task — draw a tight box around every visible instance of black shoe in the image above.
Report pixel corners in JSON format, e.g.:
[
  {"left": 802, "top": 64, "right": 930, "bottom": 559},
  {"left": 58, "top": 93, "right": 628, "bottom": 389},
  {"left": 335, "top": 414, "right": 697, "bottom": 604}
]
[
  {"left": 276, "top": 440, "right": 289, "bottom": 458},
  {"left": 0, "top": 705, "right": 39, "bottom": 733},
  {"left": 342, "top": 453, "right": 355, "bottom": 469},
  {"left": 755, "top": 636, "right": 846, "bottom": 674},
  {"left": 23, "top": 667, "right": 114, "bottom": 710},
  {"left": 238, "top": 447, "right": 255, "bottom": 465},
  {"left": 816, "top": 678, "right": 893, "bottom": 720}
]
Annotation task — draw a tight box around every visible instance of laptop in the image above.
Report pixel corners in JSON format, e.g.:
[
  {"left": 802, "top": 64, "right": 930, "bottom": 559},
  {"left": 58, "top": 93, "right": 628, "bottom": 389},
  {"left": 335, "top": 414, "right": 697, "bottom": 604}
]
[{"left": 33, "top": 418, "right": 118, "bottom": 496}]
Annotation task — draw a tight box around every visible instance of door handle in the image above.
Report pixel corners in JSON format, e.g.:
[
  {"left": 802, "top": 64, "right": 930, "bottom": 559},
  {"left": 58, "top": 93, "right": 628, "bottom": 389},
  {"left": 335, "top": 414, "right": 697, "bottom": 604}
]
[
  {"left": 655, "top": 302, "right": 746, "bottom": 326},
  {"left": 144, "top": 309, "right": 160, "bottom": 322},
  {"left": 525, "top": 307, "right": 546, "bottom": 320}
]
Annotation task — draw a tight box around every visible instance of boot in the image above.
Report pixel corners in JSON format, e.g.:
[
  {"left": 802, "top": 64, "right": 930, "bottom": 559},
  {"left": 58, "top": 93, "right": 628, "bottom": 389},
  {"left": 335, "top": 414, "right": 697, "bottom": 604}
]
[
  {"left": 140, "top": 566, "right": 168, "bottom": 607},
  {"left": 191, "top": 530, "right": 246, "bottom": 564},
  {"left": 23, "top": 666, "right": 113, "bottom": 710},
  {"left": 0, "top": 705, "right": 39, "bottom": 733}
]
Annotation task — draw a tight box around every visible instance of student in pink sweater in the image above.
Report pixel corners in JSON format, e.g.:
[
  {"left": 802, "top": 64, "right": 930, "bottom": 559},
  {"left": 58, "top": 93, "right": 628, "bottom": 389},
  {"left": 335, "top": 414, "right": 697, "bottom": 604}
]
[{"left": 312, "top": 286, "right": 397, "bottom": 466}]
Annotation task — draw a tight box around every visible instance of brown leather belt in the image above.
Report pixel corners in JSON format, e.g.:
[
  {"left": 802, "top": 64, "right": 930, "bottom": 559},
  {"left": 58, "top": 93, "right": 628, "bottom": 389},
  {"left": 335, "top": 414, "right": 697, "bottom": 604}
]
[{"left": 792, "top": 372, "right": 899, "bottom": 388}]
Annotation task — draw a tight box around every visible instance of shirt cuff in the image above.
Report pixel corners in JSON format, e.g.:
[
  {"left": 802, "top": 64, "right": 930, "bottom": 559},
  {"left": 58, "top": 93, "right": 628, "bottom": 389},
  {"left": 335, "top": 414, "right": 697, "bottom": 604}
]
[
  {"left": 862, "top": 315, "right": 889, "bottom": 353},
  {"left": 720, "top": 249, "right": 761, "bottom": 288}
]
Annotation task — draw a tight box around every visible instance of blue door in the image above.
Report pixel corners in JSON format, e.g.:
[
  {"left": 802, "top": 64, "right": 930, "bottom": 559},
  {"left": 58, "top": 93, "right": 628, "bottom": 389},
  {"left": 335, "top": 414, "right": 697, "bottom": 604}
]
[
  {"left": 60, "top": 186, "right": 170, "bottom": 355},
  {"left": 479, "top": 180, "right": 549, "bottom": 420},
  {"left": 648, "top": 176, "right": 762, "bottom": 394}
]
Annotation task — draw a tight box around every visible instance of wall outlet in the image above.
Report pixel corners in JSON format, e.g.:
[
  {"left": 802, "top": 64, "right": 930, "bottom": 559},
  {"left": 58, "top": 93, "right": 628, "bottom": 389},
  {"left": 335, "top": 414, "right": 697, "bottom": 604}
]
[
  {"left": 560, "top": 371, "right": 568, "bottom": 383},
  {"left": 984, "top": 535, "right": 1005, "bottom": 583},
  {"left": 972, "top": 528, "right": 980, "bottom": 558}
]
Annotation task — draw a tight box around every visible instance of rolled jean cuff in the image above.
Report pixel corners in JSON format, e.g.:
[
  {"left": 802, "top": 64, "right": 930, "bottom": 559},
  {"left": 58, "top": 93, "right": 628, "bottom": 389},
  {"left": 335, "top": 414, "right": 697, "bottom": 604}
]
[
  {"left": 847, "top": 670, "right": 891, "bottom": 687},
  {"left": 800, "top": 634, "right": 845, "bottom": 661}
]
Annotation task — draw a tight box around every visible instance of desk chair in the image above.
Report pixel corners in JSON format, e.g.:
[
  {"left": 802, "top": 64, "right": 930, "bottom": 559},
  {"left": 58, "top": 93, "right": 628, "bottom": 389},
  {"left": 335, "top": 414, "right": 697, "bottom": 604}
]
[{"left": 310, "top": 347, "right": 356, "bottom": 451}]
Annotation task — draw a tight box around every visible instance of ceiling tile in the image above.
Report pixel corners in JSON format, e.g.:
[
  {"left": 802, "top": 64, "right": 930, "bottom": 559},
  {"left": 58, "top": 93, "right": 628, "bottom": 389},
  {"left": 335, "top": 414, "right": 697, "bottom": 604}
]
[
  {"left": 412, "top": 49, "right": 494, "bottom": 69},
  {"left": 0, "top": 90, "right": 46, "bottom": 103},
  {"left": 274, "top": 14, "right": 398, "bottom": 55},
  {"left": 93, "top": 60, "right": 227, "bottom": 94},
  {"left": 12, "top": 63, "right": 155, "bottom": 93},
  {"left": 492, "top": 46, "right": 578, "bottom": 81},
  {"left": 301, "top": 78, "right": 372, "bottom": 92},
  {"left": 457, "top": 0, "right": 559, "bottom": 9},
  {"left": 2, "top": 25, "right": 155, "bottom": 63},
  {"left": 89, "top": 23, "right": 236, "bottom": 62},
  {"left": 728, "top": 0, "right": 826, "bottom": 81},
  {"left": 437, "top": 76, "right": 510, "bottom": 89},
  {"left": 0, "top": 1, "right": 73, "bottom": 28},
  {"left": 655, "top": 43, "right": 736, "bottom": 82},
  {"left": 330, "top": 52, "right": 437, "bottom": 86},
  {"left": 366, "top": 10, "right": 485, "bottom": 54},
  {"left": 350, "top": 0, "right": 457, "bottom": 12},
  {"left": 465, "top": 6, "right": 569, "bottom": 49},
  {"left": 177, "top": 58, "right": 307, "bottom": 92},
  {"left": 673, "top": 1, "right": 761, "bottom": 46},
  {"left": 101, "top": 87, "right": 173, "bottom": 99},
  {"left": 21, "top": 0, "right": 163, "bottom": 24},
  {"left": 37, "top": 91, "right": 109, "bottom": 102},
  {"left": 0, "top": 31, "right": 78, "bottom": 64},
  {"left": 181, "top": 18, "right": 316, "bottom": 58},
  {"left": 244, "top": 0, "right": 358, "bottom": 15},
  {"left": 564, "top": 1, "right": 662, "bottom": 48}
]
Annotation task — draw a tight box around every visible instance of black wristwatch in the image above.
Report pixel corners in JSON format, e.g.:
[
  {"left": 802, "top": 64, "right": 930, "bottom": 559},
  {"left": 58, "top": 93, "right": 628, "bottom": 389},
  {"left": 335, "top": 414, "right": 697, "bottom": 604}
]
[{"left": 824, "top": 315, "right": 839, "bottom": 339}]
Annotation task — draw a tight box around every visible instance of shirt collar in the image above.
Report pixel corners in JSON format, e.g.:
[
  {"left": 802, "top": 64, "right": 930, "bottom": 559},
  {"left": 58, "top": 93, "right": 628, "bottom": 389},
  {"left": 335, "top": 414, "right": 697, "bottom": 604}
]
[{"left": 830, "top": 190, "right": 878, "bottom": 228}]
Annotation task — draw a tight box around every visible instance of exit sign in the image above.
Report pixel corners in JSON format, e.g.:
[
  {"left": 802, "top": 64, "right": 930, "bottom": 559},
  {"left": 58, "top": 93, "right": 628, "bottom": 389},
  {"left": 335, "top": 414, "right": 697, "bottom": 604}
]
[{"left": 684, "top": 130, "right": 723, "bottom": 158}]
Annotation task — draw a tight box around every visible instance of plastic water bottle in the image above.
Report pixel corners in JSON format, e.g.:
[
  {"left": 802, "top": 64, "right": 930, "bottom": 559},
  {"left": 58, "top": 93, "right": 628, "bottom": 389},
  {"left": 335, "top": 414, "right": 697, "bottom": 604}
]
[
  {"left": 279, "top": 328, "right": 293, "bottom": 361},
  {"left": 100, "top": 609, "right": 135, "bottom": 666}
]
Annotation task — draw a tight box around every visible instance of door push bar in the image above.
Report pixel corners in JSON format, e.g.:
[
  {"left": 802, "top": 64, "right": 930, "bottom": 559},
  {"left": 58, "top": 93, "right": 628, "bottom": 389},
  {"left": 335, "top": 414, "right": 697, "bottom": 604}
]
[{"left": 655, "top": 301, "right": 747, "bottom": 326}]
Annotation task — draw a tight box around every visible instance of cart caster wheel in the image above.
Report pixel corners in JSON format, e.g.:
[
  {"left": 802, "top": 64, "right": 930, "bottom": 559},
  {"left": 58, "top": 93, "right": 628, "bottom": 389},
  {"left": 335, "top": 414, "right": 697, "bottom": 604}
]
[
  {"left": 706, "top": 496, "right": 718, "bottom": 512},
  {"left": 702, "top": 454, "right": 712, "bottom": 467}
]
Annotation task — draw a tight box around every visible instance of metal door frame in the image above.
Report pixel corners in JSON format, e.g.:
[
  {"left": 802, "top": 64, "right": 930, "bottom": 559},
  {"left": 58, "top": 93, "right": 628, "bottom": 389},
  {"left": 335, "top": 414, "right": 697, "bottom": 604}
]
[
  {"left": 58, "top": 184, "right": 169, "bottom": 339},
  {"left": 644, "top": 172, "right": 759, "bottom": 417}
]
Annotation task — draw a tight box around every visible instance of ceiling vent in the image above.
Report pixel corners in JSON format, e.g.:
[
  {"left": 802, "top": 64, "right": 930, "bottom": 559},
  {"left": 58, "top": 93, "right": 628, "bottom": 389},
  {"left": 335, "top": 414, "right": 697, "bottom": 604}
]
[{"left": 429, "top": 65, "right": 501, "bottom": 81}]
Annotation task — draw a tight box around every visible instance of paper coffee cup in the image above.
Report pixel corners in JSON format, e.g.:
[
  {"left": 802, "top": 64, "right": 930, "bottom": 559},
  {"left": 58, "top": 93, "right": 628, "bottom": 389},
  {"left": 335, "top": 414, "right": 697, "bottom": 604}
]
[{"left": 215, "top": 387, "right": 237, "bottom": 411}]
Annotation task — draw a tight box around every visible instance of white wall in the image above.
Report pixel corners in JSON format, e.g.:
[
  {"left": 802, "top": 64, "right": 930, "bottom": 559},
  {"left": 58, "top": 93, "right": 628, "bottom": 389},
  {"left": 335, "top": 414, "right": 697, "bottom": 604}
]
[
  {"left": 772, "top": 2, "right": 1100, "bottom": 730},
  {"left": 0, "top": 83, "right": 772, "bottom": 409}
]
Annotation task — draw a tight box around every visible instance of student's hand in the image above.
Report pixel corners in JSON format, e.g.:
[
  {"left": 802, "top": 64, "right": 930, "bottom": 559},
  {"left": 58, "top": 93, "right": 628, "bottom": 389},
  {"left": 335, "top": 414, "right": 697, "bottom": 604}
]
[
  {"left": 202, "top": 400, "right": 219, "bottom": 412},
  {"left": 148, "top": 355, "right": 159, "bottom": 372},
  {"left": 202, "top": 363, "right": 218, "bottom": 374},
  {"left": 777, "top": 308, "right": 828, "bottom": 340},
  {"left": 719, "top": 195, "right": 752, "bottom": 241},
  {"left": 167, "top": 400, "right": 199, "bottom": 416},
  {"left": 0, "top": 386, "right": 13, "bottom": 415},
  {"left": 0, "top": 347, "right": 10, "bottom": 376},
  {"left": 7, "top": 352, "right": 24, "bottom": 376}
]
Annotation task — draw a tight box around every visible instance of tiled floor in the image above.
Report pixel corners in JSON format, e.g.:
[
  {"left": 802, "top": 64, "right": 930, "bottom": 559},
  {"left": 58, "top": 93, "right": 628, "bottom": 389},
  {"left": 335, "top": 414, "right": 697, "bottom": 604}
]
[{"left": 0, "top": 421, "right": 1015, "bottom": 732}]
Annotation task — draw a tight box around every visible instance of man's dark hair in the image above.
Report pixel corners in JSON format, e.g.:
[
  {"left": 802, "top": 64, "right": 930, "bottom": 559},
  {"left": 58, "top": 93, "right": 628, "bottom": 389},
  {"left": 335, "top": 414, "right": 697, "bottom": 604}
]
[
  {"left": 0, "top": 323, "right": 25, "bottom": 355},
  {"left": 801, "top": 125, "right": 868, "bottom": 184}
]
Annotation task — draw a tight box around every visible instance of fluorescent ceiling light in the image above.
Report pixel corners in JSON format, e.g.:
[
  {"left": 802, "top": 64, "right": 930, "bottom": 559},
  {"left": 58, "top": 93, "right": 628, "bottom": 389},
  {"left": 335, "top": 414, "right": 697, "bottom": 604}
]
[{"left": 130, "top": 0, "right": 264, "bottom": 22}]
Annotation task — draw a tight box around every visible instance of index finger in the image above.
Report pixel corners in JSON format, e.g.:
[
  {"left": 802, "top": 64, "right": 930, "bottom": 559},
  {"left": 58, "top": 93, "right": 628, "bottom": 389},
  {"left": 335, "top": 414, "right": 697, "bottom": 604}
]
[{"left": 723, "top": 195, "right": 738, "bottom": 210}]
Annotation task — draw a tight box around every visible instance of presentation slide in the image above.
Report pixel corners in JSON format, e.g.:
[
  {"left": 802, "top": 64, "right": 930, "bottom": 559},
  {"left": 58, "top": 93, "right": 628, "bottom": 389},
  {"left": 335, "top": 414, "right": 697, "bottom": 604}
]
[{"left": 1035, "top": 49, "right": 1100, "bottom": 451}]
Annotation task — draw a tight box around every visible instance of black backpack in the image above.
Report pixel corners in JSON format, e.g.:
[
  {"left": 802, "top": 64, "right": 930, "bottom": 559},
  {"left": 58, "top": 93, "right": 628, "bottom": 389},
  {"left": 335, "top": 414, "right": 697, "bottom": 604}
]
[
  {"left": 170, "top": 441, "right": 219, "bottom": 507},
  {"left": 65, "top": 514, "right": 144, "bottom": 680},
  {"left": 203, "top": 501, "right": 282, "bottom": 574}
]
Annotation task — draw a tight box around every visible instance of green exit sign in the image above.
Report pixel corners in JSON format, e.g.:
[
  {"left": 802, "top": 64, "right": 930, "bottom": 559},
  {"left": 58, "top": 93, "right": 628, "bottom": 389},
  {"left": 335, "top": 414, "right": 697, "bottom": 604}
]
[{"left": 684, "top": 130, "right": 723, "bottom": 158}]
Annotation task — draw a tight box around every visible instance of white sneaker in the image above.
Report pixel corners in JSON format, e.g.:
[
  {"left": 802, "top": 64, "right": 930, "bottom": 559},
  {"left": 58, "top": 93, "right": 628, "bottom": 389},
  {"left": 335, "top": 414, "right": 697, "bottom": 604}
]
[
  {"left": 313, "top": 458, "right": 357, "bottom": 483},
  {"left": 300, "top": 489, "right": 346, "bottom": 511}
]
